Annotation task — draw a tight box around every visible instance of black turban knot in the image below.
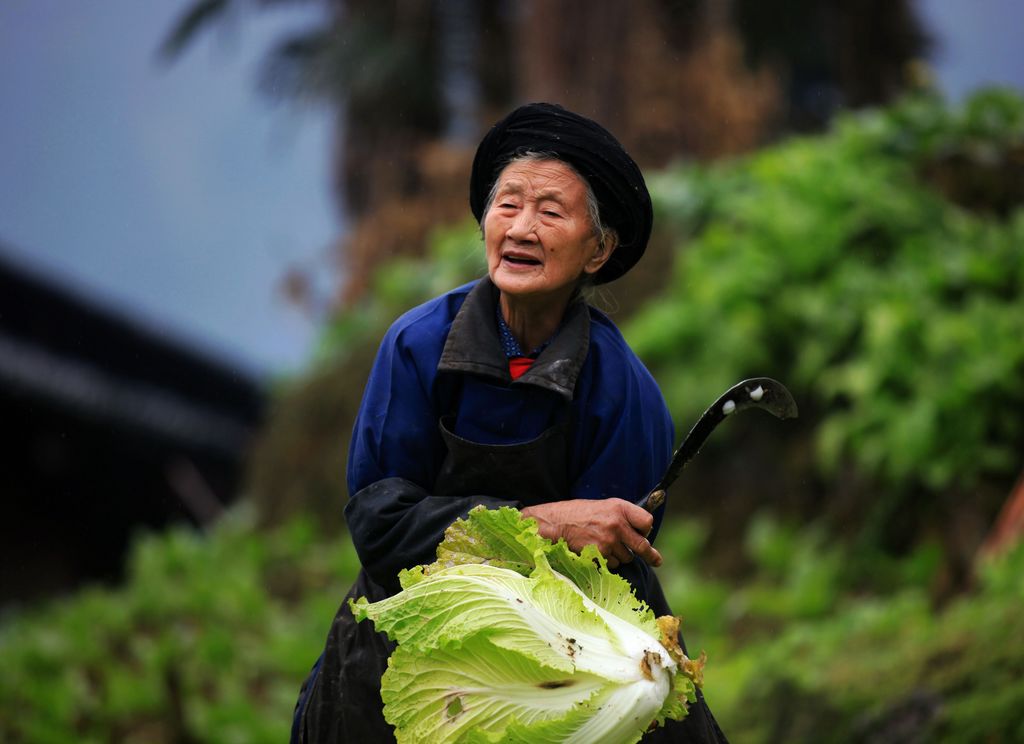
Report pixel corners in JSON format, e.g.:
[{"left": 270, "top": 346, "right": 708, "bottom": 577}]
[{"left": 470, "top": 102, "right": 653, "bottom": 285}]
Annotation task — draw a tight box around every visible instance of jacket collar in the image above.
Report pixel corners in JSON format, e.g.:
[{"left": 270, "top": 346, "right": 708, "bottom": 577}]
[{"left": 438, "top": 276, "right": 590, "bottom": 400}]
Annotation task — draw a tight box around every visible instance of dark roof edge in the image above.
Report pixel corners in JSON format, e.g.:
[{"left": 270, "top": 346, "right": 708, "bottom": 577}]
[
  {"left": 0, "top": 244, "right": 268, "bottom": 387},
  {"left": 0, "top": 331, "right": 254, "bottom": 456}
]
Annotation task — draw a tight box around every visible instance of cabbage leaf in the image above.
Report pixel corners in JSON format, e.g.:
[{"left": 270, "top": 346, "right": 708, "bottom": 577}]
[{"left": 352, "top": 506, "right": 705, "bottom": 743}]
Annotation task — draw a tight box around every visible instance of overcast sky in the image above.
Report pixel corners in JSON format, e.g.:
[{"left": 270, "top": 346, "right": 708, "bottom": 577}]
[
  {"left": 0, "top": 1, "right": 1021, "bottom": 379},
  {"left": 0, "top": 0, "right": 338, "bottom": 377}
]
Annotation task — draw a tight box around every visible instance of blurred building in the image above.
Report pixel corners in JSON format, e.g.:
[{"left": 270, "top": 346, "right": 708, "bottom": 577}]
[{"left": 0, "top": 248, "right": 265, "bottom": 605}]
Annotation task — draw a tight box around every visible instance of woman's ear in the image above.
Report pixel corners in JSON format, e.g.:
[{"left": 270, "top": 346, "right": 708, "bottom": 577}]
[{"left": 583, "top": 233, "right": 618, "bottom": 275}]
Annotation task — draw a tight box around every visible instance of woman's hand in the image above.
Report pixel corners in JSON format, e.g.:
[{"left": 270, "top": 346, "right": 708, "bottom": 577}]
[{"left": 520, "top": 499, "right": 662, "bottom": 569}]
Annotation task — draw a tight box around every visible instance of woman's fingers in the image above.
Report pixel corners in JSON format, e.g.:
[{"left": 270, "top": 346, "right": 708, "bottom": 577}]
[
  {"left": 621, "top": 501, "right": 655, "bottom": 537},
  {"left": 592, "top": 500, "right": 662, "bottom": 566},
  {"left": 613, "top": 500, "right": 661, "bottom": 566},
  {"left": 624, "top": 533, "right": 662, "bottom": 567},
  {"left": 609, "top": 540, "right": 635, "bottom": 566},
  {"left": 521, "top": 498, "right": 663, "bottom": 566},
  {"left": 608, "top": 531, "right": 661, "bottom": 567}
]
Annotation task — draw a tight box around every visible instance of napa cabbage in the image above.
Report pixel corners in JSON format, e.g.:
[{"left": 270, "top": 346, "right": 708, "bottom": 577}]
[{"left": 351, "top": 506, "right": 705, "bottom": 743}]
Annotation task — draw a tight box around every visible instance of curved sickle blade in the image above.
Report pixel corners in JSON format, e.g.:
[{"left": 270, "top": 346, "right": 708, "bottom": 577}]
[{"left": 641, "top": 377, "right": 798, "bottom": 512}]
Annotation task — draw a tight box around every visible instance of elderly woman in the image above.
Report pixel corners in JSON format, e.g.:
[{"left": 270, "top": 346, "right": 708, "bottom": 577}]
[{"left": 293, "top": 103, "right": 727, "bottom": 743}]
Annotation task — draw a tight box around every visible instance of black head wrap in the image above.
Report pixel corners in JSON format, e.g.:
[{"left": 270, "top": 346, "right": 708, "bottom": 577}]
[{"left": 470, "top": 102, "right": 652, "bottom": 285}]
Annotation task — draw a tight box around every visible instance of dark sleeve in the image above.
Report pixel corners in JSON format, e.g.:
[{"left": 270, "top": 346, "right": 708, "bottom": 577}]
[
  {"left": 343, "top": 316, "right": 516, "bottom": 592},
  {"left": 344, "top": 478, "right": 518, "bottom": 592}
]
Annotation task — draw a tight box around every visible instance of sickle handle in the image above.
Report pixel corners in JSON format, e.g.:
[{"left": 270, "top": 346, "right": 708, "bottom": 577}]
[{"left": 639, "top": 489, "right": 665, "bottom": 513}]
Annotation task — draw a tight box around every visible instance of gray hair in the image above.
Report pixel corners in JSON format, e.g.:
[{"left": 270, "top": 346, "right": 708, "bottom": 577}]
[{"left": 480, "top": 151, "right": 619, "bottom": 255}]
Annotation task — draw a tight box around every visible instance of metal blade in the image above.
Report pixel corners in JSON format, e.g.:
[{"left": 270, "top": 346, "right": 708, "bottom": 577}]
[{"left": 640, "top": 377, "right": 798, "bottom": 512}]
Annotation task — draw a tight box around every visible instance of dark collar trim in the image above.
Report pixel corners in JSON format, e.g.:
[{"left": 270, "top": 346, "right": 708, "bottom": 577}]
[{"left": 438, "top": 276, "right": 590, "bottom": 400}]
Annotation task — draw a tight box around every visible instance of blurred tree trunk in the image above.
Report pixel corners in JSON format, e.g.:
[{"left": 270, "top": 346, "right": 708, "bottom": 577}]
[
  {"left": 162, "top": 0, "right": 927, "bottom": 306},
  {"left": 515, "top": 0, "right": 630, "bottom": 135},
  {"left": 733, "top": 0, "right": 930, "bottom": 129},
  {"left": 343, "top": 0, "right": 785, "bottom": 308}
]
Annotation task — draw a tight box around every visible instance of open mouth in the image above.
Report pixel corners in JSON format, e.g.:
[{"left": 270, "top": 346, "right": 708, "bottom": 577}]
[{"left": 503, "top": 254, "right": 542, "bottom": 266}]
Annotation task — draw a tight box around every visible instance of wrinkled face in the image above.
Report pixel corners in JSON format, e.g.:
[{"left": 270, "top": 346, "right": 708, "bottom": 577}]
[{"left": 484, "top": 159, "right": 612, "bottom": 305}]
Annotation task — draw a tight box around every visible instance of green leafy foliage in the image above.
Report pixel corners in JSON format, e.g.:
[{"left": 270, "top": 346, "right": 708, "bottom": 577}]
[
  {"left": 713, "top": 540, "right": 1024, "bottom": 742},
  {"left": 628, "top": 88, "right": 1024, "bottom": 533},
  {"left": 0, "top": 509, "right": 359, "bottom": 744},
  {"left": 315, "top": 220, "right": 486, "bottom": 367},
  {"left": 651, "top": 514, "right": 1024, "bottom": 742},
  {"left": 2, "top": 506, "right": 1021, "bottom": 742}
]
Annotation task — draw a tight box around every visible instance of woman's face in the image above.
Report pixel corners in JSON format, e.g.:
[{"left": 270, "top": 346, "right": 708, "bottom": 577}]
[{"left": 484, "top": 159, "right": 612, "bottom": 306}]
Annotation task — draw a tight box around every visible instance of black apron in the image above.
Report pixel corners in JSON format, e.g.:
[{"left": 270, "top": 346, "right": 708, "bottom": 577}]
[{"left": 292, "top": 409, "right": 727, "bottom": 743}]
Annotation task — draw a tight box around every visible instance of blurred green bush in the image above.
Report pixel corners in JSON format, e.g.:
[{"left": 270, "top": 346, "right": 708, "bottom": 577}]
[
  {"left": 628, "top": 87, "right": 1024, "bottom": 576},
  {"left": 4, "top": 507, "right": 1020, "bottom": 742},
  {"left": 657, "top": 514, "right": 1024, "bottom": 742},
  {"left": 0, "top": 509, "right": 360, "bottom": 744},
  {"left": 315, "top": 222, "right": 487, "bottom": 368},
  {"left": 711, "top": 540, "right": 1024, "bottom": 742}
]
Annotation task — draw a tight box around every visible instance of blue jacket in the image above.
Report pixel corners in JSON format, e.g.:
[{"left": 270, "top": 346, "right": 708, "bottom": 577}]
[{"left": 344, "top": 277, "right": 674, "bottom": 591}]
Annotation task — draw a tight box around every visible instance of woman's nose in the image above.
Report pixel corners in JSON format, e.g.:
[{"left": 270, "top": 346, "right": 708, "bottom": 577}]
[{"left": 506, "top": 209, "right": 538, "bottom": 242}]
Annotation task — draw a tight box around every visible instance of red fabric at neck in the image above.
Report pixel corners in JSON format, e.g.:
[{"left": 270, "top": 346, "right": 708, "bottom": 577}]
[{"left": 509, "top": 356, "right": 534, "bottom": 380}]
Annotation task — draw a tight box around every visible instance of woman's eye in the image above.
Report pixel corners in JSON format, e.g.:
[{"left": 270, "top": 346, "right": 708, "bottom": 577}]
[{"left": 543, "top": 210, "right": 562, "bottom": 218}]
